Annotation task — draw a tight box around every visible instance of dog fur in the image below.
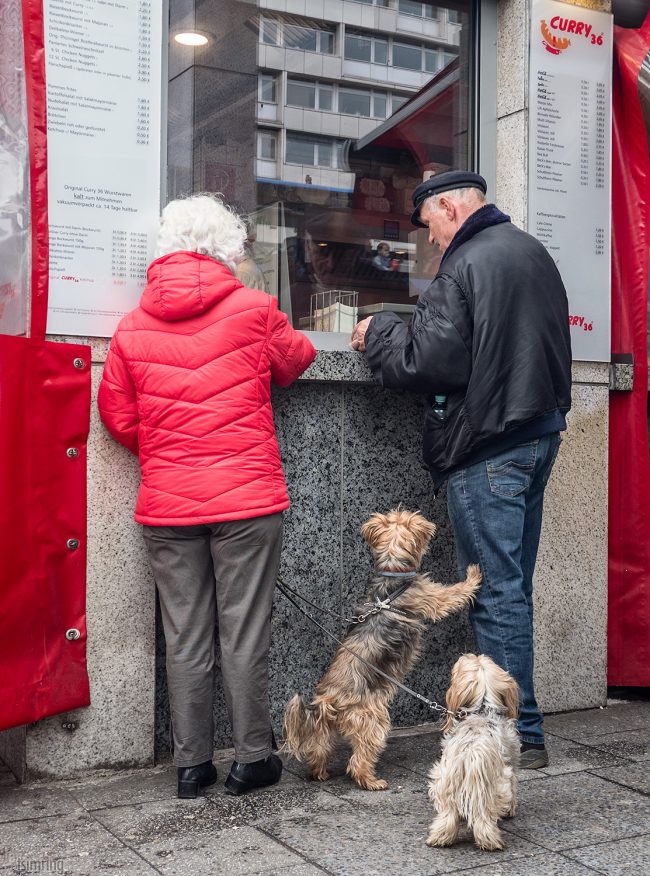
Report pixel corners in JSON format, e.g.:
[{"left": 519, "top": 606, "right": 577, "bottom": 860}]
[
  {"left": 282, "top": 509, "right": 481, "bottom": 791},
  {"left": 426, "top": 653, "right": 521, "bottom": 851}
]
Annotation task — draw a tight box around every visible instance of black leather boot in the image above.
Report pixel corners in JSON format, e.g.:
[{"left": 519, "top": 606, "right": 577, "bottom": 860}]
[
  {"left": 177, "top": 760, "right": 217, "bottom": 798},
  {"left": 224, "top": 754, "right": 283, "bottom": 796}
]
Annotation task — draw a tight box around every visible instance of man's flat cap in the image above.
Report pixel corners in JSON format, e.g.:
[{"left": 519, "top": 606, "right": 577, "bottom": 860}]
[{"left": 411, "top": 171, "right": 487, "bottom": 227}]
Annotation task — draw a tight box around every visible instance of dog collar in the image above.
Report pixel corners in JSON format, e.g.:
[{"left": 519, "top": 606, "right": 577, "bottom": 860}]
[{"left": 375, "top": 568, "right": 419, "bottom": 578}]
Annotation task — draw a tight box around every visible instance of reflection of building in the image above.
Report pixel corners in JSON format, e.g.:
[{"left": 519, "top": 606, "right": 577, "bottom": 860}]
[
  {"left": 255, "top": 0, "right": 461, "bottom": 192},
  {"left": 167, "top": 1, "right": 468, "bottom": 331}
]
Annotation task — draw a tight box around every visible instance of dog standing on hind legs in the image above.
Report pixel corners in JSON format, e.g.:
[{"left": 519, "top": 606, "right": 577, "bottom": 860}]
[
  {"left": 282, "top": 509, "right": 481, "bottom": 791},
  {"left": 426, "top": 654, "right": 521, "bottom": 851}
]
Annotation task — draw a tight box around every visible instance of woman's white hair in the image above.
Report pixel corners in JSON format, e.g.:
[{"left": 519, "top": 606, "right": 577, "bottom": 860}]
[{"left": 155, "top": 194, "right": 247, "bottom": 273}]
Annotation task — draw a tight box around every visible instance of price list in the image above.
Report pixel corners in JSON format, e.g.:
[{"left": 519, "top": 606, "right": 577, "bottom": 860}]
[
  {"left": 43, "top": 0, "right": 162, "bottom": 337},
  {"left": 528, "top": 0, "right": 612, "bottom": 362}
]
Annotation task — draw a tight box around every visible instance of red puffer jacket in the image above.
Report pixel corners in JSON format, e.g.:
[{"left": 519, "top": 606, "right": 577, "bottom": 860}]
[{"left": 98, "top": 251, "right": 316, "bottom": 525}]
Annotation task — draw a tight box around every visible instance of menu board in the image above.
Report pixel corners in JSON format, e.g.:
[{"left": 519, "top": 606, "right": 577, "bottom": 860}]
[
  {"left": 44, "top": 0, "right": 162, "bottom": 337},
  {"left": 528, "top": 0, "right": 612, "bottom": 362}
]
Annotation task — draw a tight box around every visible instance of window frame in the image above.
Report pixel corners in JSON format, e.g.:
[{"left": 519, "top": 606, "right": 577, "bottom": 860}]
[
  {"left": 398, "top": 0, "right": 440, "bottom": 19},
  {"left": 258, "top": 73, "right": 277, "bottom": 104},
  {"left": 285, "top": 132, "right": 346, "bottom": 169},
  {"left": 257, "top": 130, "right": 277, "bottom": 161}
]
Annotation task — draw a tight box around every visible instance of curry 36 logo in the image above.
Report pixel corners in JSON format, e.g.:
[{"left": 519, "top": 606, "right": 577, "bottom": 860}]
[{"left": 540, "top": 16, "right": 604, "bottom": 55}]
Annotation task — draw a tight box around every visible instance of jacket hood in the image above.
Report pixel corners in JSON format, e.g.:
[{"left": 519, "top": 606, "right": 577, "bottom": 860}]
[{"left": 140, "top": 251, "right": 241, "bottom": 321}]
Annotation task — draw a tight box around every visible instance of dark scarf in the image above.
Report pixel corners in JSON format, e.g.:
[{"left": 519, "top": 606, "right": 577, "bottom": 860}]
[{"left": 439, "top": 204, "right": 510, "bottom": 269}]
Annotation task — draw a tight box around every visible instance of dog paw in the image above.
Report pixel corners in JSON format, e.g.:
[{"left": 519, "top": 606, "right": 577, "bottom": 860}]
[
  {"left": 426, "top": 832, "right": 454, "bottom": 848},
  {"left": 476, "top": 839, "right": 504, "bottom": 852},
  {"left": 309, "top": 770, "right": 330, "bottom": 782},
  {"left": 359, "top": 777, "right": 389, "bottom": 791}
]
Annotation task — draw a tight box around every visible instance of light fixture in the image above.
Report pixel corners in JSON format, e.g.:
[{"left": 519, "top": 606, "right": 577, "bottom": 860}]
[{"left": 174, "top": 32, "right": 209, "bottom": 47}]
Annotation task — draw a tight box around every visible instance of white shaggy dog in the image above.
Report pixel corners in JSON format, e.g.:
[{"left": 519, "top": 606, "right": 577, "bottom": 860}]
[{"left": 426, "top": 654, "right": 521, "bottom": 851}]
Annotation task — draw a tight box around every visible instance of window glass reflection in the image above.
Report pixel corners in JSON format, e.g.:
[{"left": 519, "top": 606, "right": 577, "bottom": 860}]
[{"left": 168, "top": 0, "right": 473, "bottom": 332}]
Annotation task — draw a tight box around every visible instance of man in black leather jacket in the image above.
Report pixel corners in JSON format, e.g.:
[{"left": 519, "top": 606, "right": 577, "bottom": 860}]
[{"left": 351, "top": 170, "right": 572, "bottom": 768}]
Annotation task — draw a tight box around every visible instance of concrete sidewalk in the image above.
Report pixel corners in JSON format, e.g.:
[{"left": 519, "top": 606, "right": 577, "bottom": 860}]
[{"left": 1, "top": 699, "right": 649, "bottom": 875}]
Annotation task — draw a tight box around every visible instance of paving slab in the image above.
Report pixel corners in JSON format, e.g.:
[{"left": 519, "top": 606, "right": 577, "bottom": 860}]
[
  {"left": 538, "top": 733, "right": 631, "bottom": 776},
  {"left": 134, "top": 824, "right": 309, "bottom": 875},
  {"left": 1, "top": 847, "right": 159, "bottom": 875},
  {"left": 285, "top": 754, "right": 432, "bottom": 808},
  {"left": 590, "top": 761, "right": 650, "bottom": 796},
  {"left": 544, "top": 702, "right": 650, "bottom": 741},
  {"left": 442, "top": 851, "right": 600, "bottom": 875},
  {"left": 0, "top": 811, "right": 124, "bottom": 869},
  {"left": 266, "top": 806, "right": 542, "bottom": 875},
  {"left": 563, "top": 833, "right": 650, "bottom": 875},
  {"left": 92, "top": 779, "right": 349, "bottom": 843},
  {"left": 579, "top": 728, "right": 650, "bottom": 763},
  {"left": 65, "top": 764, "right": 176, "bottom": 811},
  {"left": 0, "top": 784, "right": 82, "bottom": 824},
  {"left": 501, "top": 772, "right": 650, "bottom": 851}
]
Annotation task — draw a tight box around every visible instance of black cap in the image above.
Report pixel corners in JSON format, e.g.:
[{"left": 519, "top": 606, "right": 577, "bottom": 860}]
[{"left": 410, "top": 171, "right": 487, "bottom": 228}]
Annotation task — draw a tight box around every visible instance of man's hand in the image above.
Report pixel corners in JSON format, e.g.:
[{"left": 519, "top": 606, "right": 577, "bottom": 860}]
[{"left": 351, "top": 317, "right": 373, "bottom": 352}]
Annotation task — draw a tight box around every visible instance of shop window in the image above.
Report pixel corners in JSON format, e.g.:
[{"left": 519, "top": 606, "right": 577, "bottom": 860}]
[{"left": 168, "top": 2, "right": 477, "bottom": 336}]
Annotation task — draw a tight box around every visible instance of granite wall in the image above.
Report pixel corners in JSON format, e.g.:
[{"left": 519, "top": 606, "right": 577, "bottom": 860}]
[
  {"left": 153, "top": 356, "right": 609, "bottom": 758},
  {"left": 154, "top": 377, "right": 471, "bottom": 756}
]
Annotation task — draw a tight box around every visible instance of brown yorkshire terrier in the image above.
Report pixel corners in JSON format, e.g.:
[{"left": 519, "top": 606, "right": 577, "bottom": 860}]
[{"left": 282, "top": 509, "right": 482, "bottom": 791}]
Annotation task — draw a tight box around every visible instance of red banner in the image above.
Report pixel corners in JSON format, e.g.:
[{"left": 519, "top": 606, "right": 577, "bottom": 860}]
[
  {"left": 0, "top": 337, "right": 91, "bottom": 728},
  {"left": 0, "top": 1, "right": 90, "bottom": 730},
  {"left": 608, "top": 13, "right": 650, "bottom": 685}
]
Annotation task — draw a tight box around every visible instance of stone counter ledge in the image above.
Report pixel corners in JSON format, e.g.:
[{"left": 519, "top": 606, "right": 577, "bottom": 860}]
[{"left": 49, "top": 336, "right": 624, "bottom": 388}]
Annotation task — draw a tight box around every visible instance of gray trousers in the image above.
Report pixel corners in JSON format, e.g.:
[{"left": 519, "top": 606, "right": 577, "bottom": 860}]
[{"left": 143, "top": 513, "right": 283, "bottom": 767}]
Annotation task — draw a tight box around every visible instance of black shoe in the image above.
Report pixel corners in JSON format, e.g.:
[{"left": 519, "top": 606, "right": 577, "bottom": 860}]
[
  {"left": 519, "top": 742, "right": 549, "bottom": 769},
  {"left": 177, "top": 760, "right": 217, "bottom": 798},
  {"left": 224, "top": 754, "right": 283, "bottom": 796}
]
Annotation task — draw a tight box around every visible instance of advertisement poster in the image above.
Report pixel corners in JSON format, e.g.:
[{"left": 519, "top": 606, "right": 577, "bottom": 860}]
[
  {"left": 528, "top": 0, "right": 612, "bottom": 362},
  {"left": 44, "top": 0, "right": 162, "bottom": 337}
]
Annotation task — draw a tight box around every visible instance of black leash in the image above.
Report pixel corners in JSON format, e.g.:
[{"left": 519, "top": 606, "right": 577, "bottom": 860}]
[
  {"left": 276, "top": 577, "right": 465, "bottom": 721},
  {"left": 277, "top": 574, "right": 417, "bottom": 625}
]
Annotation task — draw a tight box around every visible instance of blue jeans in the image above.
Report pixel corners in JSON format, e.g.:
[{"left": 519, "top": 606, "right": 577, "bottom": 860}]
[{"left": 446, "top": 433, "right": 562, "bottom": 745}]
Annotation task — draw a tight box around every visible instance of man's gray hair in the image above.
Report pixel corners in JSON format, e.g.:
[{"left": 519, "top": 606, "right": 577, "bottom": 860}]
[{"left": 424, "top": 186, "right": 487, "bottom": 212}]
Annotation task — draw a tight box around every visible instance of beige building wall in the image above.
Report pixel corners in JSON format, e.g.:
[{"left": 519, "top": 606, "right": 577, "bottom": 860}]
[{"left": 496, "top": 0, "right": 612, "bottom": 716}]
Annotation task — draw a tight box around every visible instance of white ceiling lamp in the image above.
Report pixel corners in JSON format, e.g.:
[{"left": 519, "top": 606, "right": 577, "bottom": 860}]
[{"left": 174, "top": 32, "right": 209, "bottom": 47}]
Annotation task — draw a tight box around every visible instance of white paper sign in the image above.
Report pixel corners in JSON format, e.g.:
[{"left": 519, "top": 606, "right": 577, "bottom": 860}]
[
  {"left": 528, "top": 0, "right": 612, "bottom": 362},
  {"left": 44, "top": 0, "right": 162, "bottom": 337}
]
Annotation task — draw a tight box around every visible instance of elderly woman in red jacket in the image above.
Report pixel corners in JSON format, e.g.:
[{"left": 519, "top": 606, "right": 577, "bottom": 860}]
[{"left": 98, "top": 194, "right": 316, "bottom": 798}]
